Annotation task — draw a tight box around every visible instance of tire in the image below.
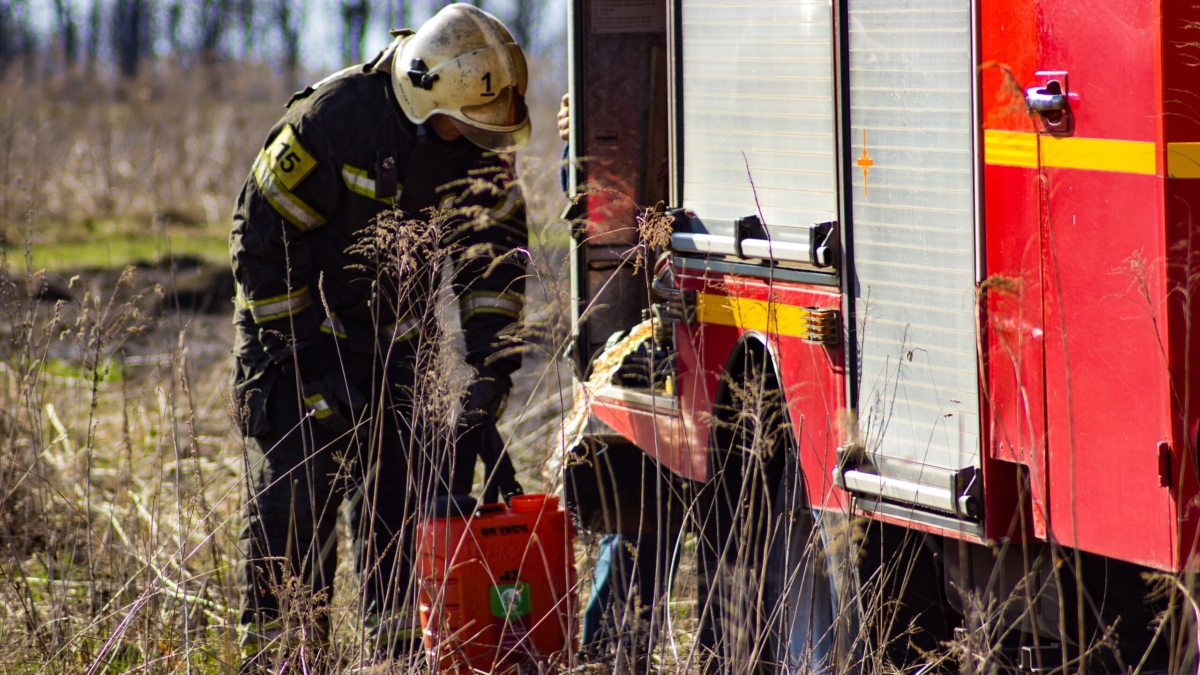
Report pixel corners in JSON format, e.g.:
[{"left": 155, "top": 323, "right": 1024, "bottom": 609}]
[
  {"left": 697, "top": 343, "right": 859, "bottom": 675},
  {"left": 765, "top": 454, "right": 860, "bottom": 675}
]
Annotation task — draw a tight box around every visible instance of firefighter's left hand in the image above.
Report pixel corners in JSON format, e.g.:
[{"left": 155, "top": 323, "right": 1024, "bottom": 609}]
[
  {"left": 459, "top": 364, "right": 512, "bottom": 427},
  {"left": 557, "top": 94, "right": 570, "bottom": 142}
]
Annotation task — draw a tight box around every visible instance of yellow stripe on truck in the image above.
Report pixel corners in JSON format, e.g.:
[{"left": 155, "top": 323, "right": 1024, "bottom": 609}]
[
  {"left": 696, "top": 293, "right": 837, "bottom": 343},
  {"left": 1167, "top": 143, "right": 1200, "bottom": 179},
  {"left": 1041, "top": 136, "right": 1157, "bottom": 174},
  {"left": 982, "top": 130, "right": 1038, "bottom": 168},
  {"left": 984, "top": 130, "right": 1157, "bottom": 175}
]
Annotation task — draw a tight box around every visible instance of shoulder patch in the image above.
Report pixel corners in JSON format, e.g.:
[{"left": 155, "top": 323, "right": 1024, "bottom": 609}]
[{"left": 264, "top": 124, "right": 318, "bottom": 191}]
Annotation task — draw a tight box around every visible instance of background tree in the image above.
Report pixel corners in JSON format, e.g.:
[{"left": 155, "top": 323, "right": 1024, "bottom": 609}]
[
  {"left": 114, "top": 0, "right": 150, "bottom": 78},
  {"left": 0, "top": 0, "right": 34, "bottom": 77},
  {"left": 276, "top": 0, "right": 304, "bottom": 87},
  {"left": 200, "top": 0, "right": 231, "bottom": 59},
  {"left": 387, "top": 0, "right": 410, "bottom": 31},
  {"left": 511, "top": 0, "right": 542, "bottom": 54},
  {"left": 341, "top": 0, "right": 369, "bottom": 65},
  {"left": 238, "top": 0, "right": 255, "bottom": 59},
  {"left": 51, "top": 0, "right": 78, "bottom": 66},
  {"left": 85, "top": 0, "right": 101, "bottom": 75}
]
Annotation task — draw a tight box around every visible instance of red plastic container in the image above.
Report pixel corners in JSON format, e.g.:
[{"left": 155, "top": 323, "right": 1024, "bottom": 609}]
[{"left": 417, "top": 494, "right": 578, "bottom": 673}]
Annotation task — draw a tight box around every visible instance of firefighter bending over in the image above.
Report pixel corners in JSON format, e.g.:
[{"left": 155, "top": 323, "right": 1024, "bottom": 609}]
[{"left": 229, "top": 5, "right": 530, "bottom": 667}]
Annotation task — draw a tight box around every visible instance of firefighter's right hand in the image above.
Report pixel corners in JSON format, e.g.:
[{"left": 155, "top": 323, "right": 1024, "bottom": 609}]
[
  {"left": 459, "top": 364, "right": 512, "bottom": 428},
  {"left": 292, "top": 338, "right": 366, "bottom": 433},
  {"left": 557, "top": 94, "right": 570, "bottom": 142}
]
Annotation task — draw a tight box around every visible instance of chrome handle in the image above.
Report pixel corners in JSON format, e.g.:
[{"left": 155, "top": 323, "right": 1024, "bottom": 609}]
[{"left": 1025, "top": 82, "right": 1068, "bottom": 113}]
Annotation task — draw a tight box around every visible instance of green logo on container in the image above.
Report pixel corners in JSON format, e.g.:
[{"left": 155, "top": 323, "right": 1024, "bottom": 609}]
[{"left": 489, "top": 582, "right": 531, "bottom": 619}]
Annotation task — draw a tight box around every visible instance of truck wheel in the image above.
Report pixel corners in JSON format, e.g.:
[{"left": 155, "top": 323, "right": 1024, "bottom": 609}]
[
  {"left": 696, "top": 344, "right": 858, "bottom": 675},
  {"left": 765, "top": 455, "right": 860, "bottom": 675}
]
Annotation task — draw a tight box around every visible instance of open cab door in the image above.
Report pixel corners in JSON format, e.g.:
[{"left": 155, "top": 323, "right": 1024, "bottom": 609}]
[{"left": 566, "top": 0, "right": 696, "bottom": 480}]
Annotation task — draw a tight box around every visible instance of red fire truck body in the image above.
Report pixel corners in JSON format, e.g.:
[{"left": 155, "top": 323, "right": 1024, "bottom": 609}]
[{"left": 569, "top": 0, "right": 1200, "bottom": 585}]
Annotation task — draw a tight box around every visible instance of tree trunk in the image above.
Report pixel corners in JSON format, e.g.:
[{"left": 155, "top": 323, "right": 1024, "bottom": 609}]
[
  {"left": 340, "top": 0, "right": 368, "bottom": 65},
  {"left": 276, "top": 0, "right": 303, "bottom": 89},
  {"left": 85, "top": 0, "right": 100, "bottom": 77},
  {"left": 115, "top": 0, "right": 144, "bottom": 78},
  {"left": 52, "top": 0, "right": 78, "bottom": 65},
  {"left": 239, "top": 0, "right": 254, "bottom": 59},
  {"left": 512, "top": 0, "right": 539, "bottom": 54},
  {"left": 387, "top": 0, "right": 410, "bottom": 31},
  {"left": 200, "top": 0, "right": 230, "bottom": 58}
]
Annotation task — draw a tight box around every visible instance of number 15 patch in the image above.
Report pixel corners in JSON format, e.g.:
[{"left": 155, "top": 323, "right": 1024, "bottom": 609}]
[{"left": 264, "top": 124, "right": 317, "bottom": 190}]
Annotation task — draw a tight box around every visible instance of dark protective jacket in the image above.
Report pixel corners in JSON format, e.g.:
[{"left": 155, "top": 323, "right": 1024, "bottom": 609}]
[{"left": 229, "top": 58, "right": 527, "bottom": 378}]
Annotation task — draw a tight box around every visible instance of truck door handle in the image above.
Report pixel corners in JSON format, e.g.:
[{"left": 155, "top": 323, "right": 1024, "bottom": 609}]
[
  {"left": 1025, "top": 79, "right": 1072, "bottom": 135},
  {"left": 1025, "top": 84, "right": 1068, "bottom": 113}
]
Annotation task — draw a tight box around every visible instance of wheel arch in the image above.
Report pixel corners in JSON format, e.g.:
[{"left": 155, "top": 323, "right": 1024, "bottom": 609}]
[{"left": 707, "top": 330, "right": 794, "bottom": 501}]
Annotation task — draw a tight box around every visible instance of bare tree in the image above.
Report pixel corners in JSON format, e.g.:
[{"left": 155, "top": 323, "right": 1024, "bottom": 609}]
[
  {"left": 341, "top": 0, "right": 368, "bottom": 65},
  {"left": 114, "top": 0, "right": 149, "bottom": 78},
  {"left": 510, "top": 0, "right": 542, "bottom": 54},
  {"left": 51, "top": 0, "right": 78, "bottom": 65},
  {"left": 387, "top": 0, "right": 410, "bottom": 30},
  {"left": 85, "top": 0, "right": 100, "bottom": 76},
  {"left": 0, "top": 0, "right": 34, "bottom": 77},
  {"left": 238, "top": 0, "right": 254, "bottom": 59},
  {"left": 200, "top": 0, "right": 230, "bottom": 58},
  {"left": 276, "top": 0, "right": 304, "bottom": 86},
  {"left": 166, "top": 1, "right": 183, "bottom": 56}
]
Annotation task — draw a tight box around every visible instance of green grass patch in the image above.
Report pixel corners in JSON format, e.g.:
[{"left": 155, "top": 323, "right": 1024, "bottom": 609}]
[
  {"left": 40, "top": 357, "right": 125, "bottom": 383},
  {"left": 4, "top": 233, "right": 228, "bottom": 272}
]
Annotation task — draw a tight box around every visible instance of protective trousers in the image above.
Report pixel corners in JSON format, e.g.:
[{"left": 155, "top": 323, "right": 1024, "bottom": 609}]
[{"left": 235, "top": 346, "right": 440, "bottom": 656}]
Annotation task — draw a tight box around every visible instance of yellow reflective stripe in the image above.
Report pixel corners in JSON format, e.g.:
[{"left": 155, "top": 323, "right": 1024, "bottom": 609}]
[
  {"left": 304, "top": 393, "right": 333, "bottom": 418},
  {"left": 1167, "top": 143, "right": 1200, "bottom": 179},
  {"left": 341, "top": 164, "right": 398, "bottom": 203},
  {"left": 320, "top": 314, "right": 422, "bottom": 341},
  {"left": 984, "top": 130, "right": 1157, "bottom": 175},
  {"left": 342, "top": 165, "right": 375, "bottom": 197},
  {"left": 983, "top": 130, "right": 1038, "bottom": 168},
  {"left": 1041, "top": 136, "right": 1156, "bottom": 174},
  {"left": 252, "top": 152, "right": 326, "bottom": 230},
  {"left": 320, "top": 314, "right": 347, "bottom": 339},
  {"left": 460, "top": 291, "right": 523, "bottom": 320},
  {"left": 382, "top": 316, "right": 420, "bottom": 342},
  {"left": 695, "top": 292, "right": 831, "bottom": 341},
  {"left": 238, "top": 285, "right": 313, "bottom": 323}
]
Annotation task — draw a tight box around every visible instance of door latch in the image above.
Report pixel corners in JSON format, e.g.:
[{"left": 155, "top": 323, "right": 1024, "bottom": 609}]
[{"left": 1026, "top": 72, "right": 1073, "bottom": 136}]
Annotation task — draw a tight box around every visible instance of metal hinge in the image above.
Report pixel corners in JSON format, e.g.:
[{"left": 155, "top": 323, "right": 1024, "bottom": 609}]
[
  {"left": 1158, "top": 441, "right": 1171, "bottom": 488},
  {"left": 799, "top": 307, "right": 840, "bottom": 345}
]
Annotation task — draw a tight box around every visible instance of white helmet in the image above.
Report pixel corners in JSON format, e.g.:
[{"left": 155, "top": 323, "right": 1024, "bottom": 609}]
[{"left": 389, "top": 4, "right": 531, "bottom": 152}]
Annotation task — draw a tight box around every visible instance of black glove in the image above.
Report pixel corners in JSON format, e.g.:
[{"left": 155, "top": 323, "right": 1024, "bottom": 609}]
[
  {"left": 459, "top": 363, "right": 512, "bottom": 428},
  {"left": 453, "top": 420, "right": 523, "bottom": 504},
  {"left": 289, "top": 337, "right": 366, "bottom": 434},
  {"left": 453, "top": 363, "right": 522, "bottom": 503}
]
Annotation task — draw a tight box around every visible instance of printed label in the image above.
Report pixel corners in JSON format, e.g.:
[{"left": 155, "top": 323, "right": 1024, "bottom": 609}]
[{"left": 489, "top": 582, "right": 531, "bottom": 620}]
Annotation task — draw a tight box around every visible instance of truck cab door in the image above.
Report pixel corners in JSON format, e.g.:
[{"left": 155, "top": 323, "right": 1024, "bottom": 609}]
[{"left": 567, "top": 0, "right": 669, "bottom": 373}]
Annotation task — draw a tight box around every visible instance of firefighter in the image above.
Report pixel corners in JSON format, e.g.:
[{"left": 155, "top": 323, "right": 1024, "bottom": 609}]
[{"left": 229, "top": 4, "right": 530, "bottom": 667}]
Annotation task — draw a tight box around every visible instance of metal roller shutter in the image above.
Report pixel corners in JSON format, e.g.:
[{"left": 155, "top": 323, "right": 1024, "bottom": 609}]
[
  {"left": 680, "top": 0, "right": 838, "bottom": 235},
  {"left": 848, "top": 0, "right": 980, "bottom": 490}
]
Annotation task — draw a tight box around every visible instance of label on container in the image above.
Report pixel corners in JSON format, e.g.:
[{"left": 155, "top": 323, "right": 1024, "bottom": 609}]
[{"left": 489, "top": 582, "right": 531, "bottom": 619}]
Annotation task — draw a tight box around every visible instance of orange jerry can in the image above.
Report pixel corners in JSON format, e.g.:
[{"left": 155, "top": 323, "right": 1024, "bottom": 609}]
[{"left": 417, "top": 494, "right": 578, "bottom": 673}]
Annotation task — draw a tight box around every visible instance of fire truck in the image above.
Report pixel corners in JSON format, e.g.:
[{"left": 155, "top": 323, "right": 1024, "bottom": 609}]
[{"left": 564, "top": 0, "right": 1200, "bottom": 671}]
